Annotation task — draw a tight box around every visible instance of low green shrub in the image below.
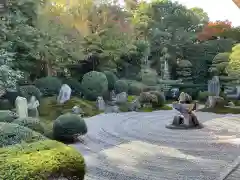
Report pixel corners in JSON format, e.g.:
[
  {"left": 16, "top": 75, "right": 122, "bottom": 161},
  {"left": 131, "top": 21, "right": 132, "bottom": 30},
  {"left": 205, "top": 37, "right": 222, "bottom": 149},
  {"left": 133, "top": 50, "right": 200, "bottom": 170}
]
[
  {"left": 0, "top": 140, "right": 86, "bottom": 180},
  {"left": 53, "top": 113, "right": 88, "bottom": 142},
  {"left": 12, "top": 117, "right": 44, "bottom": 134},
  {"left": 81, "top": 71, "right": 108, "bottom": 100},
  {"left": 103, "top": 71, "right": 118, "bottom": 90},
  {"left": 0, "top": 99, "right": 12, "bottom": 110},
  {"left": 0, "top": 110, "right": 18, "bottom": 123},
  {"left": 198, "top": 91, "right": 209, "bottom": 102},
  {"left": 149, "top": 91, "right": 165, "bottom": 107},
  {"left": 114, "top": 80, "right": 128, "bottom": 93},
  {"left": 35, "top": 76, "right": 62, "bottom": 96},
  {"left": 0, "top": 122, "right": 46, "bottom": 147},
  {"left": 128, "top": 81, "right": 145, "bottom": 95},
  {"left": 139, "top": 92, "right": 158, "bottom": 105},
  {"left": 19, "top": 85, "right": 41, "bottom": 101}
]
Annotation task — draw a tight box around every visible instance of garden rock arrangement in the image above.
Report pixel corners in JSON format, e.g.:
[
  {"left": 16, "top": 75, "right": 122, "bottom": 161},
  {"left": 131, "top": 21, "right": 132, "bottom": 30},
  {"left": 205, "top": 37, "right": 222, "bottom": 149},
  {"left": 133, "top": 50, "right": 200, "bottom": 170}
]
[{"left": 166, "top": 92, "right": 203, "bottom": 129}]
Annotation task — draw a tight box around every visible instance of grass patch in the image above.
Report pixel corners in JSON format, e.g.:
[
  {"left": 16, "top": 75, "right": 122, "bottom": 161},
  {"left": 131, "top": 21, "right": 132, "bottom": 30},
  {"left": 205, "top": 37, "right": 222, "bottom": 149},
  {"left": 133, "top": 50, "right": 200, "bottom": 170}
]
[{"left": 200, "top": 106, "right": 240, "bottom": 114}]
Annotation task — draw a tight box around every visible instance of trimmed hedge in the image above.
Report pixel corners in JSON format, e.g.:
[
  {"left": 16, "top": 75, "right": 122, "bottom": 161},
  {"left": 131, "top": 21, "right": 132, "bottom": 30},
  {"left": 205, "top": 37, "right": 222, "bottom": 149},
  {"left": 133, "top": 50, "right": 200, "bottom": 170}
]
[
  {"left": 35, "top": 76, "right": 62, "bottom": 96},
  {"left": 12, "top": 117, "right": 45, "bottom": 134},
  {"left": 0, "top": 110, "right": 18, "bottom": 123},
  {"left": 103, "top": 71, "right": 118, "bottom": 90},
  {"left": 114, "top": 80, "right": 128, "bottom": 94},
  {"left": 81, "top": 71, "right": 108, "bottom": 100},
  {"left": 53, "top": 113, "right": 88, "bottom": 142},
  {"left": 0, "top": 122, "right": 46, "bottom": 147},
  {"left": 19, "top": 85, "right": 41, "bottom": 101},
  {"left": 0, "top": 140, "right": 86, "bottom": 180}
]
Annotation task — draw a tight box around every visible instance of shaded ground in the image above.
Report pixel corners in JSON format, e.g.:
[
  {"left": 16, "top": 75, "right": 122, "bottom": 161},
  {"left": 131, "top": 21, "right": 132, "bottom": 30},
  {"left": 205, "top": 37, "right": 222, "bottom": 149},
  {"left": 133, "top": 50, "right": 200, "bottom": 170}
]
[{"left": 72, "top": 109, "right": 240, "bottom": 180}]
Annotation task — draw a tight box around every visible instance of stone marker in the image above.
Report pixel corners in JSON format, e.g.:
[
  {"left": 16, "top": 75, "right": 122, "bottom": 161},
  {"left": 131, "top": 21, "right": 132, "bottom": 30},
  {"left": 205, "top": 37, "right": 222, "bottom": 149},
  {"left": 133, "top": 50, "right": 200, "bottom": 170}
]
[
  {"left": 27, "top": 96, "right": 40, "bottom": 117},
  {"left": 96, "top": 96, "right": 105, "bottom": 111},
  {"left": 116, "top": 92, "right": 127, "bottom": 104},
  {"left": 207, "top": 76, "right": 220, "bottom": 107},
  {"left": 15, "top": 96, "right": 28, "bottom": 118},
  {"left": 57, "top": 84, "right": 72, "bottom": 104}
]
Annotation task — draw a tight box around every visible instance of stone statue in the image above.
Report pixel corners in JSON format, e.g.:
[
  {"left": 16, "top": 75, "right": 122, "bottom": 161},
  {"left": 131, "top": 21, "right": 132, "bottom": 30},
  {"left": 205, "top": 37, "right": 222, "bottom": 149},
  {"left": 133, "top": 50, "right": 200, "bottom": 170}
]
[
  {"left": 57, "top": 84, "right": 72, "bottom": 104},
  {"left": 207, "top": 76, "right": 221, "bottom": 107},
  {"left": 27, "top": 96, "right": 40, "bottom": 117},
  {"left": 96, "top": 96, "right": 105, "bottom": 111},
  {"left": 15, "top": 96, "right": 28, "bottom": 118},
  {"left": 166, "top": 101, "right": 202, "bottom": 129}
]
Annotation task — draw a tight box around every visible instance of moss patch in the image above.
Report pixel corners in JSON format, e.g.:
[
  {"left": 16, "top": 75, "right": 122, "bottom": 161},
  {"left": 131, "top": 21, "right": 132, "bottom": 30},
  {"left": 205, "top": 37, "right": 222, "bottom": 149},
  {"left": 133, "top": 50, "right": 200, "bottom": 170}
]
[
  {"left": 0, "top": 140, "right": 85, "bottom": 180},
  {"left": 200, "top": 107, "right": 240, "bottom": 114},
  {"left": 39, "top": 96, "right": 101, "bottom": 120}
]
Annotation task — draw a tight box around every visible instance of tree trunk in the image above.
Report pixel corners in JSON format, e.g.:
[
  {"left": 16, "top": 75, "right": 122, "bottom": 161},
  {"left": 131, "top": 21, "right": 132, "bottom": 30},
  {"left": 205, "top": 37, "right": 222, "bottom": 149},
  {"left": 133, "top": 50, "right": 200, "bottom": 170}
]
[{"left": 45, "top": 61, "right": 53, "bottom": 76}]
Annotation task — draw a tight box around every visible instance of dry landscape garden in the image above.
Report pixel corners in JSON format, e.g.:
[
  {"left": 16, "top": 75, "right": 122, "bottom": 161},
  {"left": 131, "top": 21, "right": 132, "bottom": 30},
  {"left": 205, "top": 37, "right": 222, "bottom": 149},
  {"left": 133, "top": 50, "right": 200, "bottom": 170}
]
[{"left": 1, "top": 0, "right": 240, "bottom": 179}]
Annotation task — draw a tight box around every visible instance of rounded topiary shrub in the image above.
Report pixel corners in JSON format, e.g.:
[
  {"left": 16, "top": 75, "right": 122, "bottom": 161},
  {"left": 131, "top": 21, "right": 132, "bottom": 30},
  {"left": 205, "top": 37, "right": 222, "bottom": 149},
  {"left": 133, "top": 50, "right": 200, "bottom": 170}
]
[
  {"left": 53, "top": 113, "right": 88, "bottom": 142},
  {"left": 0, "top": 110, "right": 18, "bottom": 123},
  {"left": 0, "top": 99, "right": 12, "bottom": 110},
  {"left": 35, "top": 76, "right": 62, "bottom": 96},
  {"left": 149, "top": 91, "right": 165, "bottom": 107},
  {"left": 0, "top": 122, "right": 46, "bottom": 147},
  {"left": 12, "top": 117, "right": 44, "bottom": 134},
  {"left": 103, "top": 71, "right": 118, "bottom": 90},
  {"left": 114, "top": 80, "right": 128, "bottom": 94},
  {"left": 81, "top": 71, "right": 108, "bottom": 100},
  {"left": 128, "top": 81, "right": 145, "bottom": 95},
  {"left": 19, "top": 85, "right": 41, "bottom": 101},
  {"left": 62, "top": 78, "right": 83, "bottom": 96},
  {"left": 0, "top": 140, "right": 86, "bottom": 180}
]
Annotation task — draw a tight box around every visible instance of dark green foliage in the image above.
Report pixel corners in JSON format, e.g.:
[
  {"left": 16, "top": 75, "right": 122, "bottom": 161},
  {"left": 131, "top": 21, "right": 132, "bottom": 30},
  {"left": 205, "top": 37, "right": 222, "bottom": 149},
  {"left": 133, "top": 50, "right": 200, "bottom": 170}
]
[
  {"left": 0, "top": 122, "right": 46, "bottom": 147},
  {"left": 0, "top": 99, "right": 12, "bottom": 110},
  {"left": 19, "top": 85, "right": 41, "bottom": 101},
  {"left": 128, "top": 81, "right": 145, "bottom": 95},
  {"left": 198, "top": 91, "right": 209, "bottom": 102},
  {"left": 35, "top": 76, "right": 62, "bottom": 96},
  {"left": 81, "top": 71, "right": 108, "bottom": 100},
  {"left": 13, "top": 117, "right": 44, "bottom": 134},
  {"left": 0, "top": 140, "right": 86, "bottom": 180},
  {"left": 0, "top": 110, "right": 18, "bottom": 123},
  {"left": 149, "top": 91, "right": 165, "bottom": 107},
  {"left": 176, "top": 59, "right": 193, "bottom": 82},
  {"left": 103, "top": 71, "right": 118, "bottom": 90},
  {"left": 62, "top": 78, "right": 83, "bottom": 96},
  {"left": 53, "top": 113, "right": 88, "bottom": 142},
  {"left": 114, "top": 80, "right": 128, "bottom": 93}
]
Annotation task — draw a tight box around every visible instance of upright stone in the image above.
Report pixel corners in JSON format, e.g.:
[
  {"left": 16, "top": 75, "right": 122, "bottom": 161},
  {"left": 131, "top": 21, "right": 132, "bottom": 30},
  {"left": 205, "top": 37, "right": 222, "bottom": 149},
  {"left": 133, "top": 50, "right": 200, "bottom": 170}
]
[
  {"left": 15, "top": 96, "right": 28, "bottom": 118},
  {"left": 96, "top": 96, "right": 105, "bottom": 111},
  {"left": 27, "top": 96, "right": 40, "bottom": 117},
  {"left": 207, "top": 76, "right": 221, "bottom": 107},
  {"left": 57, "top": 84, "right": 72, "bottom": 104},
  {"left": 116, "top": 92, "right": 127, "bottom": 104}
]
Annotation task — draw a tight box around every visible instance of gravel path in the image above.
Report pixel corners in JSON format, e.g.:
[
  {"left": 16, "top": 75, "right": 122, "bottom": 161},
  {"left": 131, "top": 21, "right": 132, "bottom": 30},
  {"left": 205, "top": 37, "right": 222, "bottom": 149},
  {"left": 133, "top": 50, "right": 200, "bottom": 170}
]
[{"left": 72, "top": 109, "right": 240, "bottom": 180}]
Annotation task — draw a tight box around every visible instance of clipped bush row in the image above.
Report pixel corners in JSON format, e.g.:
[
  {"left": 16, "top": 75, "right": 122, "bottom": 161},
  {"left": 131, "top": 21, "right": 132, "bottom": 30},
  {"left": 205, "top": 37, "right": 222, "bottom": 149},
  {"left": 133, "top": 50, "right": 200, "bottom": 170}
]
[
  {"left": 0, "top": 122, "right": 46, "bottom": 147},
  {"left": 0, "top": 140, "right": 86, "bottom": 180}
]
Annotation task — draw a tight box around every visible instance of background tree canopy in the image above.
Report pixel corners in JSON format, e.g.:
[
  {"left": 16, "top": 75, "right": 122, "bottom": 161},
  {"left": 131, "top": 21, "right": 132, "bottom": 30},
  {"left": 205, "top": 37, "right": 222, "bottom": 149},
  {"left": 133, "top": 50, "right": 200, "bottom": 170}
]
[{"left": 0, "top": 0, "right": 239, "bottom": 90}]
